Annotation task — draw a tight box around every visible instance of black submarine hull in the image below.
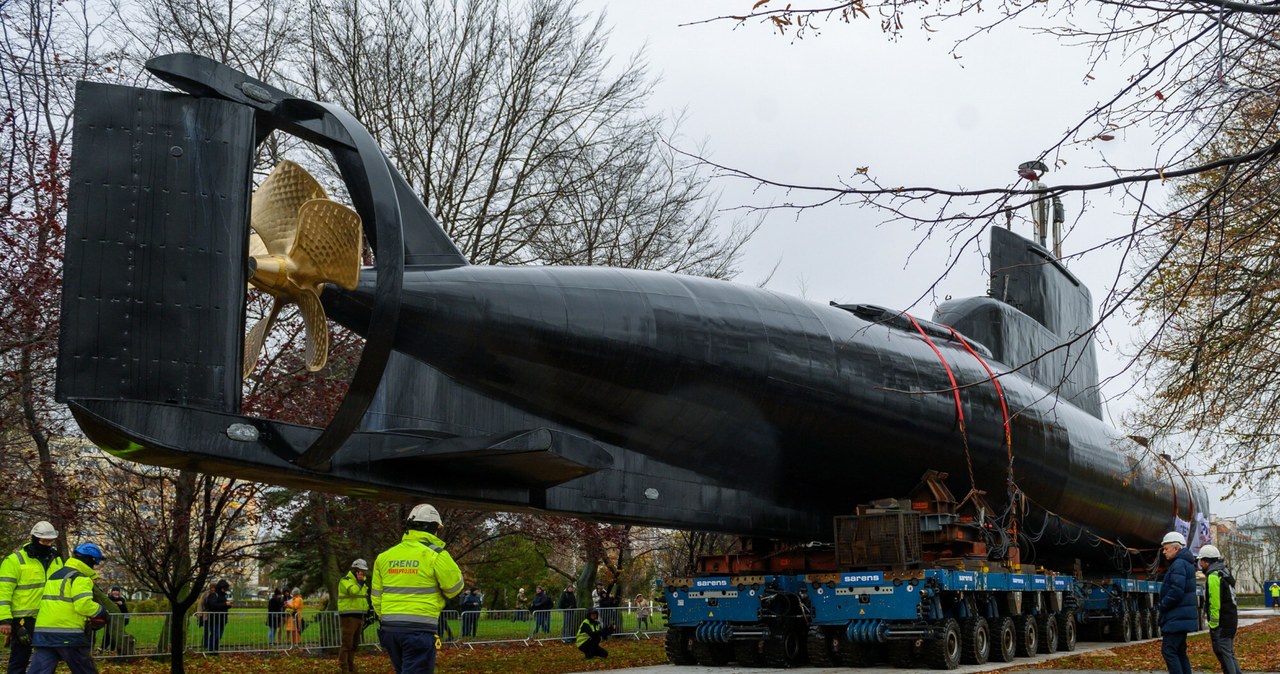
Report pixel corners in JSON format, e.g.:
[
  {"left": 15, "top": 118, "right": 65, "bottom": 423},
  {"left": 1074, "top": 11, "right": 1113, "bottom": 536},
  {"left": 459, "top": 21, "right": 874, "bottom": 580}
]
[
  {"left": 54, "top": 59, "right": 1208, "bottom": 574},
  {"left": 323, "top": 261, "right": 1206, "bottom": 562}
]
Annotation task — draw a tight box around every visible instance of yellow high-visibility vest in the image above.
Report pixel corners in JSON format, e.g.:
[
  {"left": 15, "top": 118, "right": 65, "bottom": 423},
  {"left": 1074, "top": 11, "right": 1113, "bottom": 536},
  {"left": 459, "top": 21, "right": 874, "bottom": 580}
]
[
  {"left": 371, "top": 530, "right": 463, "bottom": 630},
  {"left": 337, "top": 570, "right": 369, "bottom": 615},
  {"left": 0, "top": 546, "right": 63, "bottom": 621}
]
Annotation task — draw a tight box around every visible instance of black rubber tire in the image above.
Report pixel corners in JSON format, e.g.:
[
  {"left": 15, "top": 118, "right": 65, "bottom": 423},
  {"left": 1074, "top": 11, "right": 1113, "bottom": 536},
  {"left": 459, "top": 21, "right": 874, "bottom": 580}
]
[
  {"left": 1114, "top": 611, "right": 1132, "bottom": 643},
  {"left": 989, "top": 616, "right": 1016, "bottom": 663},
  {"left": 692, "top": 641, "right": 731, "bottom": 666},
  {"left": 960, "top": 617, "right": 990, "bottom": 665},
  {"left": 1136, "top": 609, "right": 1150, "bottom": 640},
  {"left": 733, "top": 639, "right": 764, "bottom": 666},
  {"left": 1013, "top": 615, "right": 1038, "bottom": 658},
  {"left": 924, "top": 618, "right": 961, "bottom": 670},
  {"left": 806, "top": 626, "right": 839, "bottom": 667},
  {"left": 762, "top": 626, "right": 805, "bottom": 668},
  {"left": 1056, "top": 611, "right": 1077, "bottom": 651},
  {"left": 1149, "top": 608, "right": 1161, "bottom": 638},
  {"left": 887, "top": 641, "right": 918, "bottom": 668},
  {"left": 664, "top": 627, "right": 697, "bottom": 665},
  {"left": 1036, "top": 613, "right": 1059, "bottom": 654}
]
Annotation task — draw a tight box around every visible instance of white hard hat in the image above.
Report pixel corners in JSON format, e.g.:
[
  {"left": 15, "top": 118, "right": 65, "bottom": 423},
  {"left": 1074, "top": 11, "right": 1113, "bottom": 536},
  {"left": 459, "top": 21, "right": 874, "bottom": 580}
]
[
  {"left": 31, "top": 521, "right": 58, "bottom": 539},
  {"left": 1196, "top": 544, "right": 1221, "bottom": 560},
  {"left": 1161, "top": 531, "right": 1187, "bottom": 547},
  {"left": 407, "top": 503, "right": 442, "bottom": 526},
  {"left": 351, "top": 559, "right": 369, "bottom": 570}
]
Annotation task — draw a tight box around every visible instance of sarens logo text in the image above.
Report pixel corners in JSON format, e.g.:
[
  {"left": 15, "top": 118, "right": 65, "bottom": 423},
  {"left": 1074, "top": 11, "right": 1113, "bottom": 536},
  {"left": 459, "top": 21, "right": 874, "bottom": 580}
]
[
  {"left": 842, "top": 573, "right": 882, "bottom": 583},
  {"left": 695, "top": 579, "right": 729, "bottom": 588}
]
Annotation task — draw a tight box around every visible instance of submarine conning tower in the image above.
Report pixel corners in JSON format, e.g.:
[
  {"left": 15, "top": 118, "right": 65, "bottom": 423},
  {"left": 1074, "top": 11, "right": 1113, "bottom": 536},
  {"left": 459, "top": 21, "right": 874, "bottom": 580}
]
[{"left": 933, "top": 226, "right": 1102, "bottom": 419}]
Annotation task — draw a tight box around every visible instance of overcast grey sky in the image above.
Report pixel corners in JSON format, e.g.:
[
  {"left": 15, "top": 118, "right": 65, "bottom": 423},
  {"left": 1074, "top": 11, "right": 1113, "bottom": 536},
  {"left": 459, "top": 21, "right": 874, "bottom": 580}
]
[{"left": 598, "top": 2, "right": 1259, "bottom": 518}]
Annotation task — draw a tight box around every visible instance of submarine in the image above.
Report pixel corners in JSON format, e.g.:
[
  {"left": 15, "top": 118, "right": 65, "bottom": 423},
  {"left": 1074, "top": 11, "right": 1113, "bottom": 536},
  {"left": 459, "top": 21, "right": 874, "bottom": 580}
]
[{"left": 55, "top": 54, "right": 1208, "bottom": 573}]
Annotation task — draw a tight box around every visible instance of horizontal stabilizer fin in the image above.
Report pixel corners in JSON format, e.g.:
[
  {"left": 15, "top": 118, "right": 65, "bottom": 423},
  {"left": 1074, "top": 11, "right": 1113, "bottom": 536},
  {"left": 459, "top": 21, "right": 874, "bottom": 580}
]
[{"left": 363, "top": 428, "right": 613, "bottom": 488}]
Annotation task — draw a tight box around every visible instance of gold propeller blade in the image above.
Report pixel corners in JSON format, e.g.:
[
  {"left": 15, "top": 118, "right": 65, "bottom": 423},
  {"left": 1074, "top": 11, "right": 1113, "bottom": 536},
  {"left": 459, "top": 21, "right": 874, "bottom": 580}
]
[
  {"left": 242, "top": 161, "right": 363, "bottom": 378},
  {"left": 243, "top": 296, "right": 284, "bottom": 378},
  {"left": 290, "top": 199, "right": 363, "bottom": 291},
  {"left": 250, "top": 160, "right": 326, "bottom": 256},
  {"left": 296, "top": 288, "right": 329, "bottom": 372}
]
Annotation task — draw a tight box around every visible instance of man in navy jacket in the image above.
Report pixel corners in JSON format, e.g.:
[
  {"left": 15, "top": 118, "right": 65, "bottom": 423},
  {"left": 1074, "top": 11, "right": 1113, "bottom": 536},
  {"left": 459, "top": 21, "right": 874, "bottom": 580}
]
[{"left": 1158, "top": 531, "right": 1199, "bottom": 674}]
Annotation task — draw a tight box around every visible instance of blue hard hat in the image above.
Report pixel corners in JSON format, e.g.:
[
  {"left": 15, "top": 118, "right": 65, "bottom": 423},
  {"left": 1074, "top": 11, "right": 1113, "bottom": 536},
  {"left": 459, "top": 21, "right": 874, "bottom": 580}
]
[{"left": 73, "top": 542, "right": 104, "bottom": 562}]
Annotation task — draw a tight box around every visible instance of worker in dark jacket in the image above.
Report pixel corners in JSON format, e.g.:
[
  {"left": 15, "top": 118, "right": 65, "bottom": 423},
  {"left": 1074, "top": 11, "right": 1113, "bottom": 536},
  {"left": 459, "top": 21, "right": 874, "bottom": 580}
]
[
  {"left": 1197, "top": 545, "right": 1241, "bottom": 674},
  {"left": 1157, "top": 532, "right": 1198, "bottom": 674}
]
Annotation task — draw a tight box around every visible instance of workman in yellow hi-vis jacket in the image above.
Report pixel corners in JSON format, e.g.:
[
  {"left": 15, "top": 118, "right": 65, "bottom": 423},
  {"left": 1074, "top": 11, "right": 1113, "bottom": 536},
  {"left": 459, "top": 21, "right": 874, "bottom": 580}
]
[
  {"left": 337, "top": 558, "right": 371, "bottom": 674},
  {"left": 372, "top": 504, "right": 464, "bottom": 674},
  {"left": 0, "top": 520, "right": 64, "bottom": 674},
  {"left": 28, "top": 543, "right": 107, "bottom": 674}
]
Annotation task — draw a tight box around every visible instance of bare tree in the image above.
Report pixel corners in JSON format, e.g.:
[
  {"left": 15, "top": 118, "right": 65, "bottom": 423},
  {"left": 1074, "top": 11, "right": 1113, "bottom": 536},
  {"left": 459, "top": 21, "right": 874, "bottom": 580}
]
[
  {"left": 661, "top": 2, "right": 1280, "bottom": 494},
  {"left": 293, "top": 0, "right": 755, "bottom": 273},
  {"left": 95, "top": 460, "right": 262, "bottom": 674}
]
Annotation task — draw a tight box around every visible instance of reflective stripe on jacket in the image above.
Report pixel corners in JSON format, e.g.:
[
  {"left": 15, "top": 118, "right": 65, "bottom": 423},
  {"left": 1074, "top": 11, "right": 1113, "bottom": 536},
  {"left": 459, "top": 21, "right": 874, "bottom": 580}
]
[
  {"left": 337, "top": 570, "right": 369, "bottom": 615},
  {"left": 0, "top": 546, "right": 63, "bottom": 621},
  {"left": 31, "top": 557, "right": 105, "bottom": 648},
  {"left": 371, "top": 530, "right": 464, "bottom": 630}
]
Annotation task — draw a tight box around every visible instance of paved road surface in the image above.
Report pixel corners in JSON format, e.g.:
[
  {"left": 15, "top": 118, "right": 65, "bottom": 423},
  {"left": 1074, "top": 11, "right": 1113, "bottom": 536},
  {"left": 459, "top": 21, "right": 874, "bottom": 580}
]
[{"left": 571, "top": 608, "right": 1279, "bottom": 674}]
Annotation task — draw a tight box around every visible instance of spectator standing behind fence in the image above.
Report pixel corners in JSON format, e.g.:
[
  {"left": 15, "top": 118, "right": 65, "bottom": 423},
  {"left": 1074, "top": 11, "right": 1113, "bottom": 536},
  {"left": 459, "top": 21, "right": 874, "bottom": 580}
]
[
  {"left": 28, "top": 543, "right": 107, "bottom": 674},
  {"left": 460, "top": 588, "right": 482, "bottom": 637},
  {"left": 591, "top": 582, "right": 604, "bottom": 609},
  {"left": 558, "top": 585, "right": 577, "bottom": 642},
  {"left": 598, "top": 589, "right": 619, "bottom": 631},
  {"left": 530, "top": 586, "right": 553, "bottom": 634},
  {"left": 635, "top": 595, "right": 651, "bottom": 633},
  {"left": 372, "top": 503, "right": 464, "bottom": 674},
  {"left": 515, "top": 587, "right": 528, "bottom": 621},
  {"left": 1, "top": 520, "right": 64, "bottom": 674},
  {"left": 200, "top": 579, "right": 232, "bottom": 654},
  {"left": 337, "top": 559, "right": 371, "bottom": 674},
  {"left": 266, "top": 589, "right": 285, "bottom": 645},
  {"left": 284, "top": 588, "right": 305, "bottom": 646},
  {"left": 575, "top": 608, "right": 613, "bottom": 660},
  {"left": 101, "top": 587, "right": 129, "bottom": 654}
]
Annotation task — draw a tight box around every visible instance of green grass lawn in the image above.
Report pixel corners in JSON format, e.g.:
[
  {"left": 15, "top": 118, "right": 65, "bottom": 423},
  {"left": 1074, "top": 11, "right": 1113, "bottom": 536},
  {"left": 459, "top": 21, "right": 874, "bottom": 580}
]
[{"left": 85, "top": 608, "right": 667, "bottom": 654}]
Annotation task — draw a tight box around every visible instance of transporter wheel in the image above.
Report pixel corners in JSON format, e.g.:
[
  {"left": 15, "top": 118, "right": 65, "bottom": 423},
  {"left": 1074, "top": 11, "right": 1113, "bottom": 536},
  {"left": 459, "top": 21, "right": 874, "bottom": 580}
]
[
  {"left": 1148, "top": 608, "right": 1161, "bottom": 637},
  {"left": 664, "top": 627, "right": 697, "bottom": 665},
  {"left": 1036, "top": 613, "right": 1059, "bottom": 653},
  {"left": 989, "top": 616, "right": 1016, "bottom": 663},
  {"left": 1056, "top": 611, "right": 1077, "bottom": 651},
  {"left": 733, "top": 639, "right": 764, "bottom": 666},
  {"left": 762, "top": 624, "right": 806, "bottom": 668},
  {"left": 1013, "top": 615, "right": 1038, "bottom": 657},
  {"left": 1113, "top": 611, "right": 1132, "bottom": 643},
  {"left": 1136, "top": 610, "right": 1150, "bottom": 640},
  {"left": 960, "top": 617, "right": 990, "bottom": 665},
  {"left": 805, "top": 626, "right": 840, "bottom": 667},
  {"left": 924, "top": 618, "right": 961, "bottom": 670},
  {"left": 692, "top": 641, "right": 731, "bottom": 666}
]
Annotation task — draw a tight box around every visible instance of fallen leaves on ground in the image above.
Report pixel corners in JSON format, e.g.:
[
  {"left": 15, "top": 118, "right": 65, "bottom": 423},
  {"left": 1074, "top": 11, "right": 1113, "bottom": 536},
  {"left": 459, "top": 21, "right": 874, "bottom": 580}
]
[
  {"left": 1019, "top": 616, "right": 1280, "bottom": 671},
  {"left": 98, "top": 638, "right": 666, "bottom": 674}
]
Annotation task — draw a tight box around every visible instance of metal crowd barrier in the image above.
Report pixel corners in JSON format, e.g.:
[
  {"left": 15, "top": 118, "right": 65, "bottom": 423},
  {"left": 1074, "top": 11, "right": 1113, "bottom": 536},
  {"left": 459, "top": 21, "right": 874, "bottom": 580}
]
[{"left": 0, "top": 607, "right": 667, "bottom": 659}]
